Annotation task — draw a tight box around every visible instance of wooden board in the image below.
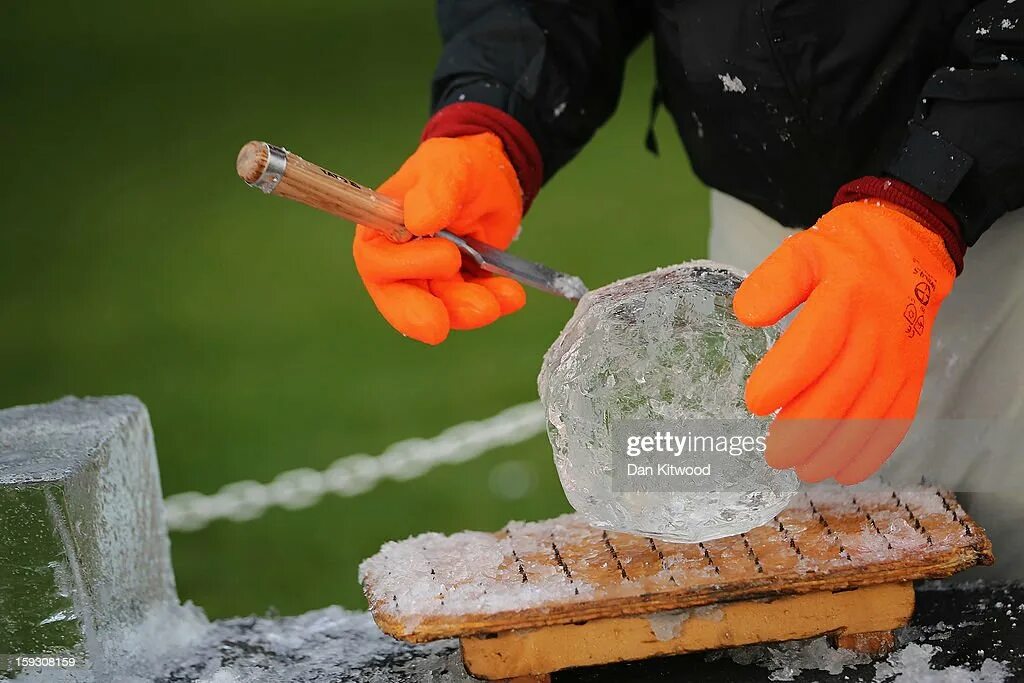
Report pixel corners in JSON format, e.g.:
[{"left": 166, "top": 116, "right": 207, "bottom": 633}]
[
  {"left": 360, "top": 485, "right": 992, "bottom": 644},
  {"left": 460, "top": 582, "right": 915, "bottom": 680}
]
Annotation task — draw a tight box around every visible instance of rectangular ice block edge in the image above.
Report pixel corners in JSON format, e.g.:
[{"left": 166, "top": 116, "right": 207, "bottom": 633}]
[{"left": 0, "top": 396, "right": 177, "bottom": 665}]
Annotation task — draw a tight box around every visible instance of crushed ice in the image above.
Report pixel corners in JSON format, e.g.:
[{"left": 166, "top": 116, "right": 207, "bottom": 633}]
[
  {"left": 710, "top": 636, "right": 1011, "bottom": 682},
  {"left": 15, "top": 604, "right": 476, "bottom": 683},
  {"left": 708, "top": 636, "right": 873, "bottom": 681},
  {"left": 647, "top": 605, "right": 724, "bottom": 641},
  {"left": 873, "top": 643, "right": 1010, "bottom": 682}
]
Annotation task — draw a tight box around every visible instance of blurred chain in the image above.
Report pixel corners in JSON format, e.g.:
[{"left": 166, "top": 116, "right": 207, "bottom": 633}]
[{"left": 164, "top": 401, "right": 546, "bottom": 532}]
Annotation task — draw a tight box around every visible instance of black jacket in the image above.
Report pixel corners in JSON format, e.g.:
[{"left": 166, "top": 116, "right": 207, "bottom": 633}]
[{"left": 430, "top": 1, "right": 1024, "bottom": 247}]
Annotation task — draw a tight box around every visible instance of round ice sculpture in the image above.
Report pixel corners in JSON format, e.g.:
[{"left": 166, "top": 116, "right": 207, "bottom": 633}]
[{"left": 538, "top": 261, "right": 799, "bottom": 543}]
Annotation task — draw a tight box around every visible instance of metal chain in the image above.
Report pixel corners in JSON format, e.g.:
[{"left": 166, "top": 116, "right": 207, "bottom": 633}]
[{"left": 164, "top": 401, "right": 546, "bottom": 532}]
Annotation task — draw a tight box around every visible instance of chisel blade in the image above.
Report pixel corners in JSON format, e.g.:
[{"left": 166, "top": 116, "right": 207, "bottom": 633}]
[{"left": 438, "top": 232, "right": 588, "bottom": 302}]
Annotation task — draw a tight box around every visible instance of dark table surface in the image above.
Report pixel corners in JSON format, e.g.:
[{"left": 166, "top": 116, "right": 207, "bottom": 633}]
[{"left": 151, "top": 580, "right": 1022, "bottom": 683}]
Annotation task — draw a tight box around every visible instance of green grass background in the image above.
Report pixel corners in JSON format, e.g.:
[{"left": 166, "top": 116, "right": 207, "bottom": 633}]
[{"left": 0, "top": 1, "right": 707, "bottom": 618}]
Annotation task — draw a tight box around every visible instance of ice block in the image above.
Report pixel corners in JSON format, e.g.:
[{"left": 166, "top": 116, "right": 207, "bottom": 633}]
[
  {"left": 538, "top": 261, "right": 799, "bottom": 543},
  {"left": 0, "top": 396, "right": 177, "bottom": 663}
]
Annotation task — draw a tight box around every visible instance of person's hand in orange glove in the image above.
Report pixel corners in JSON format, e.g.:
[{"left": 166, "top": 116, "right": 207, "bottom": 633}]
[
  {"left": 353, "top": 132, "right": 526, "bottom": 345},
  {"left": 733, "top": 192, "right": 958, "bottom": 485}
]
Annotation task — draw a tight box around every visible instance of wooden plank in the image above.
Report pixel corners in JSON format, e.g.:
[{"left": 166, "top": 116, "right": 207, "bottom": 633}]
[
  {"left": 460, "top": 583, "right": 915, "bottom": 680},
  {"left": 362, "top": 485, "right": 992, "bottom": 643}
]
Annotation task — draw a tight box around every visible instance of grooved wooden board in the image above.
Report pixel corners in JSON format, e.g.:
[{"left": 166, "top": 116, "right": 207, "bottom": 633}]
[{"left": 360, "top": 485, "right": 993, "bottom": 643}]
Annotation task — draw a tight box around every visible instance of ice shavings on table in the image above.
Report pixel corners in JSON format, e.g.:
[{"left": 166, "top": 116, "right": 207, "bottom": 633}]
[
  {"left": 708, "top": 583, "right": 1018, "bottom": 683},
  {"left": 16, "top": 606, "right": 476, "bottom": 683},
  {"left": 872, "top": 642, "right": 1010, "bottom": 682},
  {"left": 709, "top": 634, "right": 1012, "bottom": 682},
  {"left": 707, "top": 636, "right": 873, "bottom": 681},
  {"left": 709, "top": 636, "right": 1012, "bottom": 682}
]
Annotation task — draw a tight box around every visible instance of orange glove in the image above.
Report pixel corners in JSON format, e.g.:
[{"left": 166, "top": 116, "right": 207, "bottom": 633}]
[
  {"left": 734, "top": 200, "right": 955, "bottom": 484},
  {"left": 353, "top": 133, "right": 526, "bottom": 345}
]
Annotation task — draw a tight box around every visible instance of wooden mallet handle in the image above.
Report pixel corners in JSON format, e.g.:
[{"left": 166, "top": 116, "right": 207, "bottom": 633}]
[{"left": 235, "top": 140, "right": 412, "bottom": 242}]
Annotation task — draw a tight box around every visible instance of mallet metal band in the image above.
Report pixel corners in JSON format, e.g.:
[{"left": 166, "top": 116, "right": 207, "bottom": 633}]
[{"left": 251, "top": 143, "right": 288, "bottom": 194}]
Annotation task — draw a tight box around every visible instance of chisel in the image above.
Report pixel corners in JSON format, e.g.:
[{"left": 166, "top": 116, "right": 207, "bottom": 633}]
[{"left": 235, "top": 141, "right": 588, "bottom": 301}]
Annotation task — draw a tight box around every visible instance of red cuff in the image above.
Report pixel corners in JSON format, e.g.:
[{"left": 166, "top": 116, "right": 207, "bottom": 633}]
[
  {"left": 834, "top": 176, "right": 966, "bottom": 274},
  {"left": 422, "top": 103, "right": 544, "bottom": 213}
]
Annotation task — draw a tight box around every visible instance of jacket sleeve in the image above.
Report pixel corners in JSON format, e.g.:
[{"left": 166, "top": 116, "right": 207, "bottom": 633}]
[
  {"left": 884, "top": 0, "right": 1024, "bottom": 248},
  {"left": 428, "top": 1, "right": 651, "bottom": 198}
]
